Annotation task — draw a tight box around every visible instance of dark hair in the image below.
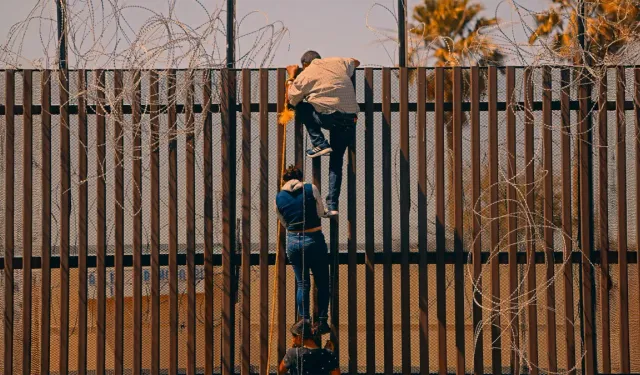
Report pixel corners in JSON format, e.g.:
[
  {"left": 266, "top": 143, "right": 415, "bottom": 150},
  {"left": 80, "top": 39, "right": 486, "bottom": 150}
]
[
  {"left": 282, "top": 165, "right": 303, "bottom": 182},
  {"left": 300, "top": 50, "right": 321, "bottom": 66},
  {"left": 290, "top": 319, "right": 314, "bottom": 337},
  {"left": 290, "top": 320, "right": 321, "bottom": 346}
]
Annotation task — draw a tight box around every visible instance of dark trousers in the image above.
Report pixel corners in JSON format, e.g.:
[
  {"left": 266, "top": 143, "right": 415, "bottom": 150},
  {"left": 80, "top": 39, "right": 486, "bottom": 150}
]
[
  {"left": 295, "top": 102, "right": 356, "bottom": 211},
  {"left": 286, "top": 231, "right": 330, "bottom": 320}
]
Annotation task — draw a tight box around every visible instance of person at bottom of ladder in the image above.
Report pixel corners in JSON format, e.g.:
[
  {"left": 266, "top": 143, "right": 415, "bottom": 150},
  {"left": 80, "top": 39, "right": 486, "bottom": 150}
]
[
  {"left": 275, "top": 165, "right": 331, "bottom": 335},
  {"left": 285, "top": 50, "right": 360, "bottom": 218},
  {"left": 279, "top": 320, "right": 339, "bottom": 375}
]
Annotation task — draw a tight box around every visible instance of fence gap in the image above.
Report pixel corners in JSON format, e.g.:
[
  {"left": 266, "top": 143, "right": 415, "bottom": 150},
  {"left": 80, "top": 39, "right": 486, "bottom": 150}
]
[
  {"left": 132, "top": 69, "right": 143, "bottom": 375},
  {"left": 399, "top": 66, "right": 411, "bottom": 375},
  {"left": 95, "top": 69, "right": 107, "bottom": 375},
  {"left": 635, "top": 68, "right": 640, "bottom": 364},
  {"left": 40, "top": 69, "right": 52, "bottom": 375},
  {"left": 560, "top": 68, "right": 577, "bottom": 375},
  {"left": 4, "top": 69, "right": 15, "bottom": 375},
  {"left": 241, "top": 68, "right": 252, "bottom": 375},
  {"left": 113, "top": 69, "right": 125, "bottom": 375},
  {"left": 203, "top": 69, "right": 215, "bottom": 375},
  {"left": 364, "top": 67, "right": 376, "bottom": 375},
  {"left": 524, "top": 67, "right": 539, "bottom": 375},
  {"left": 348, "top": 72, "right": 359, "bottom": 374},
  {"left": 259, "top": 68, "right": 269, "bottom": 375},
  {"left": 167, "top": 69, "right": 179, "bottom": 375},
  {"left": 221, "top": 67, "right": 238, "bottom": 375},
  {"left": 616, "top": 66, "right": 631, "bottom": 373},
  {"left": 578, "top": 65, "right": 597, "bottom": 375},
  {"left": 276, "top": 68, "right": 287, "bottom": 364},
  {"left": 489, "top": 66, "right": 502, "bottom": 375},
  {"left": 452, "top": 66, "right": 465, "bottom": 375},
  {"left": 149, "top": 70, "right": 161, "bottom": 375},
  {"left": 186, "top": 70, "right": 197, "bottom": 375},
  {"left": 470, "top": 65, "right": 483, "bottom": 375},
  {"left": 76, "top": 69, "right": 87, "bottom": 375},
  {"left": 416, "top": 66, "right": 429, "bottom": 375},
  {"left": 59, "top": 66, "right": 71, "bottom": 375},
  {"left": 435, "top": 66, "right": 448, "bottom": 375},
  {"left": 381, "top": 67, "right": 393, "bottom": 375},
  {"left": 543, "top": 66, "right": 558, "bottom": 373},
  {"left": 598, "top": 69, "right": 611, "bottom": 375},
  {"left": 22, "top": 69, "right": 34, "bottom": 375}
]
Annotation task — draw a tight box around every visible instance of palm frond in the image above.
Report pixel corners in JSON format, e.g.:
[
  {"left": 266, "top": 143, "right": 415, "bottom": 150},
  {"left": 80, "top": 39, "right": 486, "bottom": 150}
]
[
  {"left": 410, "top": 0, "right": 504, "bottom": 67},
  {"left": 528, "top": 0, "right": 640, "bottom": 61}
]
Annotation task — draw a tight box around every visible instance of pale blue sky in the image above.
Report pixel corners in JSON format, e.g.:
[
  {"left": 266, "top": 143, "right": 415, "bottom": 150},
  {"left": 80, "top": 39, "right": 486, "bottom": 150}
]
[{"left": 0, "top": 0, "right": 547, "bottom": 68}]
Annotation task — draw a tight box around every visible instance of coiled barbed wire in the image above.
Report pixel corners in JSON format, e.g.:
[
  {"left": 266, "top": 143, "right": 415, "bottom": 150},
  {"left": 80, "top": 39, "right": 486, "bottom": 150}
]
[
  {"left": 0, "top": 0, "right": 291, "bottom": 352},
  {"left": 366, "top": 0, "right": 640, "bottom": 373}
]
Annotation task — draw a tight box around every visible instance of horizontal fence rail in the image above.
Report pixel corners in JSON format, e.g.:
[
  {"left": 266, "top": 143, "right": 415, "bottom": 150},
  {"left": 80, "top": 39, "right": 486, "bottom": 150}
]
[
  {"left": 1, "top": 66, "right": 640, "bottom": 374},
  {"left": 1, "top": 100, "right": 639, "bottom": 115},
  {"left": 0, "top": 250, "right": 637, "bottom": 270}
]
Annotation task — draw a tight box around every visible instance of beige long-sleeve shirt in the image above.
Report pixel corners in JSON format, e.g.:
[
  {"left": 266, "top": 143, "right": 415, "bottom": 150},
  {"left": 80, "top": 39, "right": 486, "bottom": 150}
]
[{"left": 287, "top": 57, "right": 359, "bottom": 115}]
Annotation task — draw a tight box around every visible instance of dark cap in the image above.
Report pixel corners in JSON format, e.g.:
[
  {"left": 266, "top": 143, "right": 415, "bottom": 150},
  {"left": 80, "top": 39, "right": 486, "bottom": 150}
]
[{"left": 290, "top": 319, "right": 314, "bottom": 338}]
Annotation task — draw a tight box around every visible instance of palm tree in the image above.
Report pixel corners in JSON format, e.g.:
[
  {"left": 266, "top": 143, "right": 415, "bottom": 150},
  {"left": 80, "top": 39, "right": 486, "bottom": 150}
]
[
  {"left": 529, "top": 0, "right": 640, "bottom": 63},
  {"left": 410, "top": 0, "right": 504, "bottom": 226},
  {"left": 529, "top": 0, "right": 640, "bottom": 244}
]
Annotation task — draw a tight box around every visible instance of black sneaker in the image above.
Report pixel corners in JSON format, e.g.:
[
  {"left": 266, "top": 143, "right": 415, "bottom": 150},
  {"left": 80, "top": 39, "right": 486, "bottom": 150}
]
[
  {"left": 315, "top": 320, "right": 331, "bottom": 335},
  {"left": 307, "top": 145, "right": 332, "bottom": 158}
]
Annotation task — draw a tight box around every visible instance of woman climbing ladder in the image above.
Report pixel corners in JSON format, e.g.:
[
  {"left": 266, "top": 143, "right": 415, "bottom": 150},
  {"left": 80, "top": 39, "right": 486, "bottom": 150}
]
[{"left": 275, "top": 165, "right": 331, "bottom": 335}]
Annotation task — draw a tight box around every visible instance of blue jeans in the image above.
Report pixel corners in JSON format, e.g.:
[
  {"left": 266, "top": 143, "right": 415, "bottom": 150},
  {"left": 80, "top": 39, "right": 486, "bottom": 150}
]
[
  {"left": 296, "top": 102, "right": 357, "bottom": 211},
  {"left": 286, "top": 231, "right": 329, "bottom": 320}
]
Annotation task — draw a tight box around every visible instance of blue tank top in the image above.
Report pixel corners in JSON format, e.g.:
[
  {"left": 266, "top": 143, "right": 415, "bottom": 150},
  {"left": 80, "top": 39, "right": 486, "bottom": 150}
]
[{"left": 275, "top": 184, "right": 322, "bottom": 231}]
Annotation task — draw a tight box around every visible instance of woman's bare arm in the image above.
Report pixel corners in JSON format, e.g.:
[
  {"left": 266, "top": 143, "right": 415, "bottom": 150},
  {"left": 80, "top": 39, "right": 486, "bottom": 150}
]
[{"left": 278, "top": 360, "right": 288, "bottom": 374}]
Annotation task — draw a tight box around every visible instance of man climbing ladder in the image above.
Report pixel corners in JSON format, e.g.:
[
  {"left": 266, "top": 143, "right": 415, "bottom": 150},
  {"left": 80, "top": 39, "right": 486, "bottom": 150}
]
[{"left": 285, "top": 50, "right": 360, "bottom": 217}]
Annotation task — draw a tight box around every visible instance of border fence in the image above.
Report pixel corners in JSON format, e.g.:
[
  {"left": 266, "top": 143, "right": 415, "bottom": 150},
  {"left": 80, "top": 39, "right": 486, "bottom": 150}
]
[{"left": 0, "top": 66, "right": 639, "bottom": 374}]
